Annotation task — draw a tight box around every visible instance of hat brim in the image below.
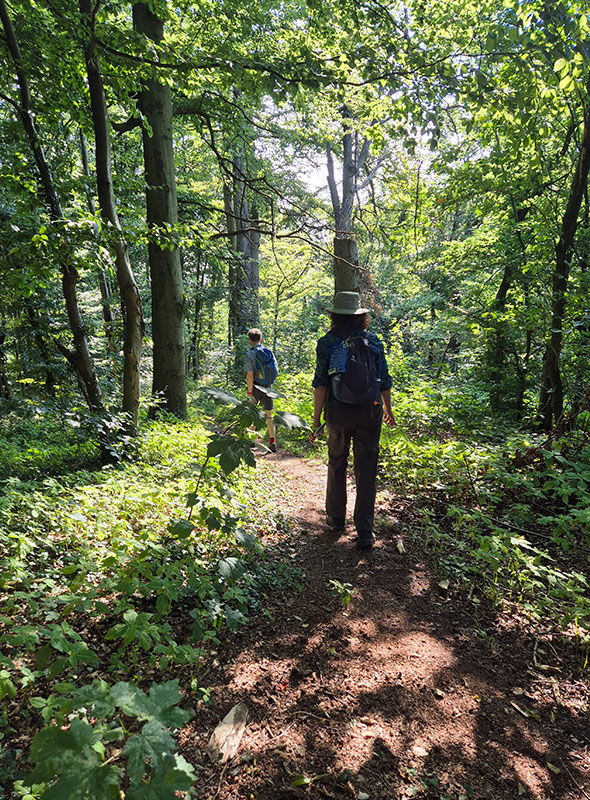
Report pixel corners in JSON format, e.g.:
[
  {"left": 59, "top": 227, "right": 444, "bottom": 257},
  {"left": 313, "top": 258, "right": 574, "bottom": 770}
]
[{"left": 325, "top": 306, "right": 370, "bottom": 315}]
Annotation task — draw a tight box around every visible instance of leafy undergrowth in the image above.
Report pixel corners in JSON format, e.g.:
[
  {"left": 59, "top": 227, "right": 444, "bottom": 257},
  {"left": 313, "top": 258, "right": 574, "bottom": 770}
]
[
  {"left": 377, "top": 381, "right": 590, "bottom": 650},
  {"left": 0, "top": 394, "right": 305, "bottom": 799},
  {"left": 0, "top": 399, "right": 101, "bottom": 480}
]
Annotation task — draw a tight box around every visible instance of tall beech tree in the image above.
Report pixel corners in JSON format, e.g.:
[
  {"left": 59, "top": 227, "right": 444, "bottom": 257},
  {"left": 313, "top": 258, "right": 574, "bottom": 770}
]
[{"left": 133, "top": 0, "right": 187, "bottom": 419}]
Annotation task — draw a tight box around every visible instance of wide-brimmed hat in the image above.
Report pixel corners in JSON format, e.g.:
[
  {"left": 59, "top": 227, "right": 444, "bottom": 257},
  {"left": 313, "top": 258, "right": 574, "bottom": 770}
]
[{"left": 325, "top": 291, "right": 369, "bottom": 315}]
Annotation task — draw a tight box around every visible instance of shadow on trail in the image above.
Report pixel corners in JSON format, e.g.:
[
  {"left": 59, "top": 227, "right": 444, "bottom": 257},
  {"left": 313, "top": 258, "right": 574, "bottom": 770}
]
[{"left": 192, "top": 455, "right": 590, "bottom": 800}]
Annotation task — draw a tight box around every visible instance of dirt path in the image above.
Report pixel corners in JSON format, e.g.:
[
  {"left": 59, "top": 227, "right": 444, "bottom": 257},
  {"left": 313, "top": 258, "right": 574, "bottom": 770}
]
[{"left": 184, "top": 450, "right": 590, "bottom": 800}]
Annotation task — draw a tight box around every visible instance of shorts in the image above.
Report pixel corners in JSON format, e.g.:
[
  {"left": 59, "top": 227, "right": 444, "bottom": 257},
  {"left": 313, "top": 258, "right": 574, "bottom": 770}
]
[{"left": 252, "top": 384, "right": 273, "bottom": 410}]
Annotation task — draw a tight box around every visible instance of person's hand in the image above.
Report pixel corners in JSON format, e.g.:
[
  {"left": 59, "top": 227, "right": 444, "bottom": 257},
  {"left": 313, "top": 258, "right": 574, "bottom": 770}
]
[
  {"left": 383, "top": 409, "right": 396, "bottom": 427},
  {"left": 247, "top": 391, "right": 256, "bottom": 405},
  {"left": 308, "top": 422, "right": 325, "bottom": 443}
]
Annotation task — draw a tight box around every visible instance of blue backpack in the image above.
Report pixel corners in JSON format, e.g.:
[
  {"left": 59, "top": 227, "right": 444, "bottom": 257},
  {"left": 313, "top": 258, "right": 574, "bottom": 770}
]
[
  {"left": 253, "top": 345, "right": 278, "bottom": 387},
  {"left": 328, "top": 333, "right": 380, "bottom": 405}
]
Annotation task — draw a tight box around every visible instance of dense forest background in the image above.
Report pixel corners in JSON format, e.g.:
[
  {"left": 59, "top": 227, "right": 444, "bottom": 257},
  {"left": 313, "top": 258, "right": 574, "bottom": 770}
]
[
  {"left": 2, "top": 1, "right": 590, "bottom": 798},
  {"left": 2, "top": 0, "right": 588, "bottom": 428}
]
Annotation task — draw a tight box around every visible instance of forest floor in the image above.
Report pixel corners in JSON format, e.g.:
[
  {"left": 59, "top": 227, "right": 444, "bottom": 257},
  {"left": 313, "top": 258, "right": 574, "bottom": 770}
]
[{"left": 183, "top": 447, "right": 590, "bottom": 800}]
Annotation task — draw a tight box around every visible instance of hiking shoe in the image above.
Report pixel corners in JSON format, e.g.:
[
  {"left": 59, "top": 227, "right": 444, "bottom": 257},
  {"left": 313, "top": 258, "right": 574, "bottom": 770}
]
[
  {"left": 327, "top": 516, "right": 346, "bottom": 532},
  {"left": 356, "top": 531, "right": 375, "bottom": 549},
  {"left": 269, "top": 442, "right": 277, "bottom": 452}
]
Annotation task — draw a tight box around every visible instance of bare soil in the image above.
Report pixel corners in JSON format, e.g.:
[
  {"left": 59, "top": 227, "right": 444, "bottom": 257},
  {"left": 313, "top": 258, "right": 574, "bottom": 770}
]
[{"left": 184, "top": 449, "right": 590, "bottom": 800}]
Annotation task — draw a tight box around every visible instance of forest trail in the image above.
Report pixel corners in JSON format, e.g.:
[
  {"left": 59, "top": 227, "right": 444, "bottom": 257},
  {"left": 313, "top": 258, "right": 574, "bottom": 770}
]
[{"left": 184, "top": 449, "right": 590, "bottom": 800}]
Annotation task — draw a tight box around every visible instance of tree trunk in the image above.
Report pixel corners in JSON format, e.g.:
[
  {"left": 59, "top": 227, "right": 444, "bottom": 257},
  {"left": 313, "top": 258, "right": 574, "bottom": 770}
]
[
  {"left": 225, "top": 156, "right": 260, "bottom": 346},
  {"left": 538, "top": 86, "right": 590, "bottom": 430},
  {"left": 0, "top": 328, "right": 11, "bottom": 399},
  {"left": 0, "top": 0, "right": 103, "bottom": 413},
  {"left": 187, "top": 249, "right": 206, "bottom": 380},
  {"left": 326, "top": 121, "right": 371, "bottom": 294},
  {"left": 80, "top": 0, "right": 144, "bottom": 429},
  {"left": 79, "top": 129, "right": 118, "bottom": 371},
  {"left": 487, "top": 256, "right": 514, "bottom": 411},
  {"left": 133, "top": 1, "right": 186, "bottom": 418},
  {"left": 26, "top": 301, "right": 55, "bottom": 396},
  {"left": 223, "top": 96, "right": 261, "bottom": 344}
]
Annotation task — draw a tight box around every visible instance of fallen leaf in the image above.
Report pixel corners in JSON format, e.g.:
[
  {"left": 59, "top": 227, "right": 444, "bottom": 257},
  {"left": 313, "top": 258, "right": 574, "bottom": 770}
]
[
  {"left": 438, "top": 579, "right": 450, "bottom": 590},
  {"left": 510, "top": 702, "right": 528, "bottom": 718},
  {"left": 547, "top": 762, "right": 561, "bottom": 775},
  {"left": 432, "top": 688, "right": 445, "bottom": 699},
  {"left": 512, "top": 687, "right": 524, "bottom": 696},
  {"left": 336, "top": 768, "right": 353, "bottom": 784},
  {"left": 396, "top": 539, "right": 406, "bottom": 553},
  {"left": 292, "top": 774, "right": 311, "bottom": 786},
  {"left": 510, "top": 701, "right": 541, "bottom": 721}
]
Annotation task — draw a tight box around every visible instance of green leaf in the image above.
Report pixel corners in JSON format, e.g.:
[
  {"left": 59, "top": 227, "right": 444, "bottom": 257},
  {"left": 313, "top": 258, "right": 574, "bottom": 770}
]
[
  {"left": 200, "top": 386, "right": 240, "bottom": 406},
  {"left": 167, "top": 519, "right": 194, "bottom": 539},
  {"left": 0, "top": 672, "right": 17, "bottom": 700},
  {"left": 292, "top": 774, "right": 312, "bottom": 786},
  {"left": 254, "top": 385, "right": 285, "bottom": 399},
  {"left": 27, "top": 720, "right": 105, "bottom": 787},
  {"left": 559, "top": 74, "right": 575, "bottom": 92},
  {"left": 123, "top": 720, "right": 175, "bottom": 785},
  {"left": 273, "top": 411, "right": 310, "bottom": 430},
  {"left": 207, "top": 435, "right": 256, "bottom": 474},
  {"left": 225, "top": 608, "right": 246, "bottom": 631},
  {"left": 48, "top": 657, "right": 69, "bottom": 679},
  {"left": 217, "top": 557, "right": 244, "bottom": 580},
  {"left": 126, "top": 756, "right": 195, "bottom": 799},
  {"left": 235, "top": 529, "right": 263, "bottom": 552},
  {"left": 554, "top": 57, "right": 568, "bottom": 73},
  {"left": 42, "top": 766, "right": 120, "bottom": 800},
  {"left": 156, "top": 594, "right": 171, "bottom": 615},
  {"left": 111, "top": 680, "right": 191, "bottom": 728}
]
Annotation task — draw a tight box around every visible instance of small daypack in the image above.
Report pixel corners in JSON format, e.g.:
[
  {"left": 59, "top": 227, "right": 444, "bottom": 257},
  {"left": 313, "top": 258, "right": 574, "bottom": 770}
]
[
  {"left": 254, "top": 345, "right": 278, "bottom": 386},
  {"left": 328, "top": 334, "right": 380, "bottom": 405}
]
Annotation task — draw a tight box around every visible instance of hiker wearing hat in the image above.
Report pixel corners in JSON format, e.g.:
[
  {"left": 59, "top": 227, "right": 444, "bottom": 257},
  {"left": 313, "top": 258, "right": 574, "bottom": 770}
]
[{"left": 311, "top": 291, "right": 395, "bottom": 549}]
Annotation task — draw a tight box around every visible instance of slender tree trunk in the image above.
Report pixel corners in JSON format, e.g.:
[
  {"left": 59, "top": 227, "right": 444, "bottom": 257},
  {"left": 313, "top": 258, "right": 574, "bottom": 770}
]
[
  {"left": 224, "top": 155, "right": 260, "bottom": 346},
  {"left": 0, "top": 328, "right": 11, "bottom": 399},
  {"left": 538, "top": 86, "right": 590, "bottom": 430},
  {"left": 487, "top": 256, "right": 514, "bottom": 410},
  {"left": 488, "top": 200, "right": 531, "bottom": 412},
  {"left": 80, "top": 0, "right": 144, "bottom": 429},
  {"left": 133, "top": 2, "right": 186, "bottom": 418},
  {"left": 187, "top": 249, "right": 206, "bottom": 380},
  {"left": 327, "top": 143, "right": 358, "bottom": 292},
  {"left": 79, "top": 129, "right": 118, "bottom": 368},
  {"left": 26, "top": 301, "right": 55, "bottom": 396},
  {"left": 327, "top": 116, "right": 371, "bottom": 294},
  {"left": 0, "top": 0, "right": 103, "bottom": 413}
]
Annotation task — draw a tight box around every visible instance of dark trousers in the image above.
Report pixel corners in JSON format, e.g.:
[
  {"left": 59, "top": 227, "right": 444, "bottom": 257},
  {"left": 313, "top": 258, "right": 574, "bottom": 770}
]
[{"left": 325, "top": 402, "right": 383, "bottom": 533}]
